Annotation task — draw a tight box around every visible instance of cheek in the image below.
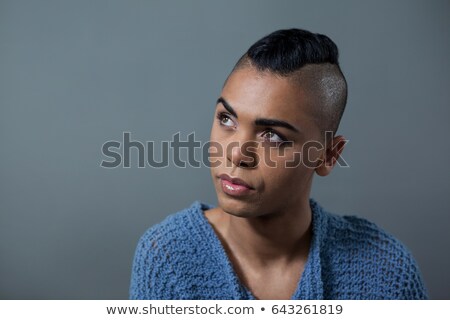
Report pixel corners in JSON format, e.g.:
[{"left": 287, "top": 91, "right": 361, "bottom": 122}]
[
  {"left": 260, "top": 167, "right": 312, "bottom": 208},
  {"left": 260, "top": 144, "right": 303, "bottom": 169},
  {"left": 261, "top": 140, "right": 325, "bottom": 171},
  {"left": 263, "top": 164, "right": 310, "bottom": 185},
  {"left": 258, "top": 147, "right": 313, "bottom": 188},
  {"left": 301, "top": 137, "right": 327, "bottom": 168}
]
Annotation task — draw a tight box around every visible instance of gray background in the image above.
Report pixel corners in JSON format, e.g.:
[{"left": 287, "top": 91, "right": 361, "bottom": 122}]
[{"left": 1, "top": 0, "right": 449, "bottom": 299}]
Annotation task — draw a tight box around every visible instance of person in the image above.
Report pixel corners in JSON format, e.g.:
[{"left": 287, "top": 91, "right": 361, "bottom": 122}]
[{"left": 129, "top": 28, "right": 428, "bottom": 299}]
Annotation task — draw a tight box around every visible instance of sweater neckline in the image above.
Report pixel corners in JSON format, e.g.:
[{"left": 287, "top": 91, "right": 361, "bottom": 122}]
[{"left": 187, "top": 198, "right": 326, "bottom": 300}]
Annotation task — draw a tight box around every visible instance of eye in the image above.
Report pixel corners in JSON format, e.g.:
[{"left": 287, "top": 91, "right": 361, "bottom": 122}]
[
  {"left": 216, "top": 112, "right": 235, "bottom": 127},
  {"left": 262, "top": 130, "right": 287, "bottom": 144}
]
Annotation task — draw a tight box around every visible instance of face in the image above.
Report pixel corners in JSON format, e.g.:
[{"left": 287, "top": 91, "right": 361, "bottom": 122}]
[{"left": 209, "top": 66, "right": 327, "bottom": 218}]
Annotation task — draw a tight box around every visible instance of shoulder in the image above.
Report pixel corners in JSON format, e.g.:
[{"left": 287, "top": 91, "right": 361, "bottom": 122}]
[
  {"left": 310, "top": 199, "right": 404, "bottom": 254},
  {"left": 136, "top": 201, "right": 205, "bottom": 248},
  {"left": 129, "top": 200, "right": 215, "bottom": 299},
  {"left": 325, "top": 211, "right": 412, "bottom": 262},
  {"left": 326, "top": 211, "right": 403, "bottom": 249},
  {"left": 318, "top": 204, "right": 428, "bottom": 299}
]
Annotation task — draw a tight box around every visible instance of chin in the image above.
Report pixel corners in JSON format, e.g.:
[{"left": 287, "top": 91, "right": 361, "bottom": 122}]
[{"left": 217, "top": 195, "right": 261, "bottom": 218}]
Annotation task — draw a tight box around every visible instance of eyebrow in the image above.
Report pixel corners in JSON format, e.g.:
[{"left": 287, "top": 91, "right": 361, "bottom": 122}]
[{"left": 216, "top": 97, "right": 300, "bottom": 133}]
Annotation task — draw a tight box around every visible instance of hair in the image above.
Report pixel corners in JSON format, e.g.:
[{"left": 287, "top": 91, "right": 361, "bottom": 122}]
[{"left": 230, "top": 28, "right": 348, "bottom": 136}]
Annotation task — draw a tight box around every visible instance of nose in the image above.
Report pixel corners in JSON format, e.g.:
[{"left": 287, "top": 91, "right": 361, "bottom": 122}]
[{"left": 227, "top": 137, "right": 258, "bottom": 168}]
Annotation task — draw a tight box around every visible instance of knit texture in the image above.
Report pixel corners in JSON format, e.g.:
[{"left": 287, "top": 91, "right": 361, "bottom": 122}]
[{"left": 129, "top": 198, "right": 428, "bottom": 299}]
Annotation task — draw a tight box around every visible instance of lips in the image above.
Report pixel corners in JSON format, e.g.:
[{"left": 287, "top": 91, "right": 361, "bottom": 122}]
[
  {"left": 218, "top": 173, "right": 253, "bottom": 189},
  {"left": 219, "top": 173, "right": 254, "bottom": 197}
]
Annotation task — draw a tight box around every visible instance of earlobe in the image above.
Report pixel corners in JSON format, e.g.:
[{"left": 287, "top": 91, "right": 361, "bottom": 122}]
[{"left": 315, "top": 158, "right": 333, "bottom": 176}]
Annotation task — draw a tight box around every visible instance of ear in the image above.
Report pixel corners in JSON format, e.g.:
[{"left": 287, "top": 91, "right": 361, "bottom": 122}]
[{"left": 315, "top": 135, "right": 347, "bottom": 177}]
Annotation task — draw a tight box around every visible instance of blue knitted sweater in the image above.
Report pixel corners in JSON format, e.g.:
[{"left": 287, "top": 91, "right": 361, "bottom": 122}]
[{"left": 129, "top": 198, "right": 427, "bottom": 299}]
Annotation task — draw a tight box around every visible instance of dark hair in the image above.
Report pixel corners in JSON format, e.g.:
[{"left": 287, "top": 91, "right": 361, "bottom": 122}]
[
  {"left": 232, "top": 28, "right": 347, "bottom": 136},
  {"left": 243, "top": 29, "right": 339, "bottom": 74}
]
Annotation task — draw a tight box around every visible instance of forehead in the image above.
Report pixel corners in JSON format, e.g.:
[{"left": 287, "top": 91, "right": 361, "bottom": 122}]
[{"left": 220, "top": 67, "right": 319, "bottom": 136}]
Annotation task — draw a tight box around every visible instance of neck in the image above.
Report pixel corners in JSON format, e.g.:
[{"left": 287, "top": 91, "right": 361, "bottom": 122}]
[{"left": 222, "top": 198, "right": 313, "bottom": 265}]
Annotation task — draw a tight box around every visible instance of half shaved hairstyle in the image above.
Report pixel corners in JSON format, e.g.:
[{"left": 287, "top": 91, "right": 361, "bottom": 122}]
[{"left": 230, "top": 28, "right": 348, "bottom": 136}]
